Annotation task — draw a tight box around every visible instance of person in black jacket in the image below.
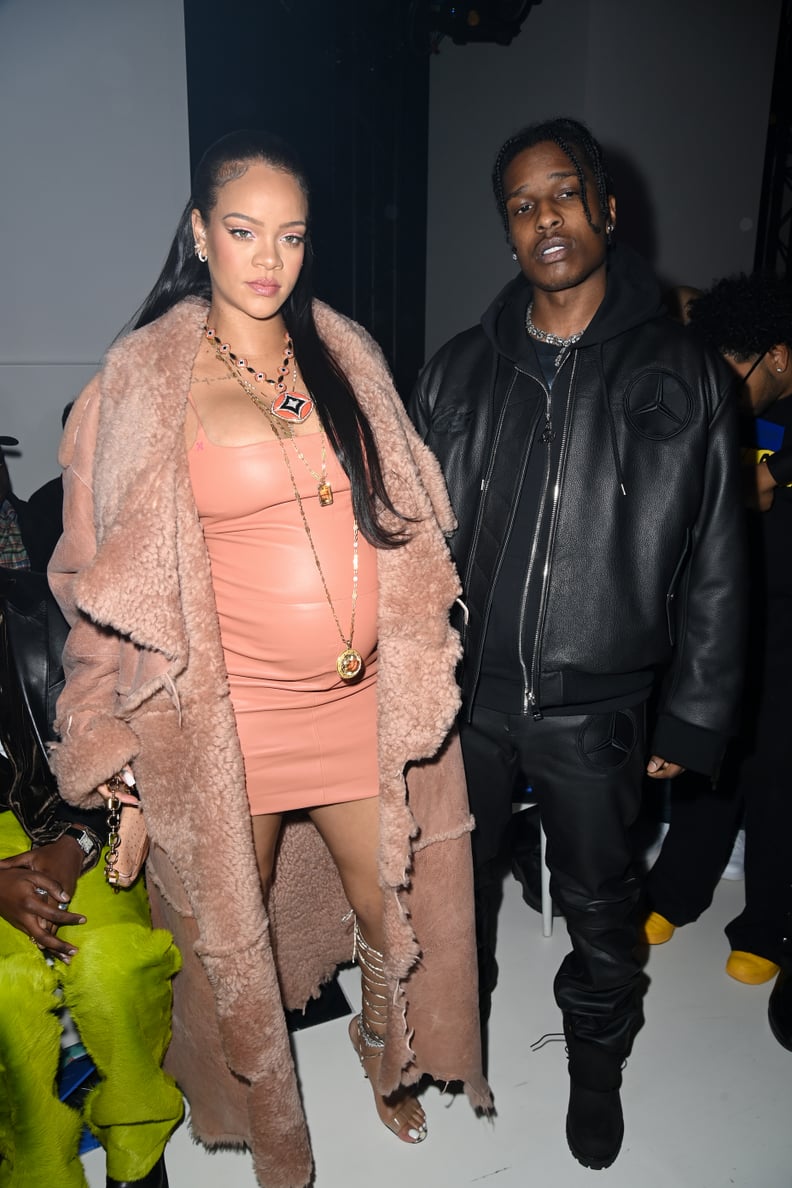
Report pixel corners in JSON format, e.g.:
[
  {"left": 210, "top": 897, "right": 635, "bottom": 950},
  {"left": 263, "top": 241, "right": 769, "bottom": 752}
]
[
  {"left": 644, "top": 273, "right": 792, "bottom": 1049},
  {"left": 408, "top": 117, "right": 745, "bottom": 1170},
  {"left": 24, "top": 402, "right": 74, "bottom": 570}
]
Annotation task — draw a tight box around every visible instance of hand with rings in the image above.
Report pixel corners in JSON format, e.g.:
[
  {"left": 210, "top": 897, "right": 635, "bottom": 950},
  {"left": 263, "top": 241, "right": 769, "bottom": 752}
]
[{"left": 0, "top": 853, "right": 86, "bottom": 962}]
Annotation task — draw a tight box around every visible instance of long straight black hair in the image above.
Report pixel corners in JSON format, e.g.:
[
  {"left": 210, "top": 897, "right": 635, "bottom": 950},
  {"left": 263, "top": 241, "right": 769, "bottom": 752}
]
[{"left": 132, "top": 129, "right": 407, "bottom": 548}]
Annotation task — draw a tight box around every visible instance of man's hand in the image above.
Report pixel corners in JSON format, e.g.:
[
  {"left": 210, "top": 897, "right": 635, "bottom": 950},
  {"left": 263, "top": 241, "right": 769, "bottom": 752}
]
[
  {"left": 0, "top": 841, "right": 86, "bottom": 961},
  {"left": 29, "top": 834, "right": 83, "bottom": 904},
  {"left": 646, "top": 755, "right": 685, "bottom": 780}
]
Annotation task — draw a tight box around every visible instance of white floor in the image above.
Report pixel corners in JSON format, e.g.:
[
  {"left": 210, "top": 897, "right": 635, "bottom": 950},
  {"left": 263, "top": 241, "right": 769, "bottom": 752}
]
[{"left": 83, "top": 874, "right": 790, "bottom": 1188}]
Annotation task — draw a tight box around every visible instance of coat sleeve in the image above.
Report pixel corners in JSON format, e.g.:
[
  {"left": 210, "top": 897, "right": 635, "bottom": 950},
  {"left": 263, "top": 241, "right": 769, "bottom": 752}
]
[
  {"left": 47, "top": 377, "right": 140, "bottom": 806},
  {"left": 389, "top": 385, "right": 457, "bottom": 538},
  {"left": 405, "top": 334, "right": 465, "bottom": 444},
  {"left": 405, "top": 365, "right": 432, "bottom": 442},
  {"left": 651, "top": 384, "right": 747, "bottom": 776}
]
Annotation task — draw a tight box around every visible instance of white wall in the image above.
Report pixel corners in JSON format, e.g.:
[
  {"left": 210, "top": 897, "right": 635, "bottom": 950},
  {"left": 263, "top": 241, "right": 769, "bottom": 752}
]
[
  {"left": 0, "top": 0, "right": 190, "bottom": 497},
  {"left": 426, "top": 0, "right": 781, "bottom": 355}
]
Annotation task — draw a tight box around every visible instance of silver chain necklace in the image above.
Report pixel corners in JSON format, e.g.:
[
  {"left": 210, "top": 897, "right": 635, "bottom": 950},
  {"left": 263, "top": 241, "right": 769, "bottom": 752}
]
[{"left": 525, "top": 301, "right": 585, "bottom": 368}]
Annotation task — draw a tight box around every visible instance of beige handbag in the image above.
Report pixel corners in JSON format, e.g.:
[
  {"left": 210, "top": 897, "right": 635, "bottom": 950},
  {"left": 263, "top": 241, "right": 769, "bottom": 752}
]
[{"left": 104, "top": 775, "right": 150, "bottom": 890}]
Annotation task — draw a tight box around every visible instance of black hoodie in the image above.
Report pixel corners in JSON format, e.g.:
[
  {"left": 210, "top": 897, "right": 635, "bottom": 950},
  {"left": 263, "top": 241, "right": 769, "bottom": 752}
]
[
  {"left": 479, "top": 245, "right": 667, "bottom": 714},
  {"left": 410, "top": 244, "right": 745, "bottom": 776}
]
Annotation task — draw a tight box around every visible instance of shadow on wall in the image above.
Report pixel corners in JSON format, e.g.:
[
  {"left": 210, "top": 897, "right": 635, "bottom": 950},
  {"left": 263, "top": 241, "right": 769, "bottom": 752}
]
[{"left": 605, "top": 145, "right": 659, "bottom": 273}]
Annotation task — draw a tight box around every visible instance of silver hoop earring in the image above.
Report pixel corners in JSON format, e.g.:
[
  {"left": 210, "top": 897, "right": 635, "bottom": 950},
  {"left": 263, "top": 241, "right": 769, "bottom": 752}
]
[
  {"left": 195, "top": 243, "right": 208, "bottom": 263},
  {"left": 512, "top": 250, "right": 518, "bottom": 261}
]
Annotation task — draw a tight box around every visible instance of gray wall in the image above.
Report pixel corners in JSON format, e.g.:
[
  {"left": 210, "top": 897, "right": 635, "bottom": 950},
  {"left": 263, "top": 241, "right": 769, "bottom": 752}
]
[
  {"left": 0, "top": 0, "right": 782, "bottom": 492},
  {"left": 426, "top": 0, "right": 781, "bottom": 355},
  {"left": 0, "top": 0, "right": 189, "bottom": 497}
]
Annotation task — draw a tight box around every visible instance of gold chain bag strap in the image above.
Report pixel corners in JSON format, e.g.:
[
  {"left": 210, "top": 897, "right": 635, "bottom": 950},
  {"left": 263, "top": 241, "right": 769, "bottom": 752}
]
[{"left": 104, "top": 774, "right": 150, "bottom": 891}]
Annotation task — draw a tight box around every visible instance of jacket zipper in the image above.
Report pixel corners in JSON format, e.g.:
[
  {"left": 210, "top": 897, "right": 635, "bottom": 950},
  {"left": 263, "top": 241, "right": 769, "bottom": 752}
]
[
  {"left": 517, "top": 376, "right": 554, "bottom": 714},
  {"left": 525, "top": 353, "right": 578, "bottom": 717}
]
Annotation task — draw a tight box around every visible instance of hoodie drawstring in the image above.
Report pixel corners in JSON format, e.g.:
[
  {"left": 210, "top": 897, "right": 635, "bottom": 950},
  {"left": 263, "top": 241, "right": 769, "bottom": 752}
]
[{"left": 597, "top": 345, "right": 627, "bottom": 496}]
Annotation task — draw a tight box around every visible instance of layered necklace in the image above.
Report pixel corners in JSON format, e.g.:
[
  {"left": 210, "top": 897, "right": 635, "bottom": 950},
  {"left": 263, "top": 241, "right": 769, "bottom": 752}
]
[
  {"left": 525, "top": 302, "right": 586, "bottom": 368},
  {"left": 210, "top": 330, "right": 363, "bottom": 682},
  {"left": 204, "top": 326, "right": 314, "bottom": 424},
  {"left": 211, "top": 338, "right": 334, "bottom": 507}
]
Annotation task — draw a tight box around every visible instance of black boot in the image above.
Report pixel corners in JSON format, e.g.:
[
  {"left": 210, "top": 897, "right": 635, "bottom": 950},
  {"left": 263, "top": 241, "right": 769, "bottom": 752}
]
[
  {"left": 768, "top": 968, "right": 792, "bottom": 1052},
  {"left": 107, "top": 1154, "right": 168, "bottom": 1188},
  {"left": 565, "top": 1027, "right": 624, "bottom": 1170}
]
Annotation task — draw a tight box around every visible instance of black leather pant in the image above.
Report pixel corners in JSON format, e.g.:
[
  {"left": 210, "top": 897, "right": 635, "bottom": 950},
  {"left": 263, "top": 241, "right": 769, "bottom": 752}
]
[{"left": 460, "top": 703, "right": 646, "bottom": 1060}]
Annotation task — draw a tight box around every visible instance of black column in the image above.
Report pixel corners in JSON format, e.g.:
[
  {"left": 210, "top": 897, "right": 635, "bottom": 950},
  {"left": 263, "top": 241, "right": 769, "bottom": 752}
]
[{"left": 183, "top": 0, "right": 429, "bottom": 395}]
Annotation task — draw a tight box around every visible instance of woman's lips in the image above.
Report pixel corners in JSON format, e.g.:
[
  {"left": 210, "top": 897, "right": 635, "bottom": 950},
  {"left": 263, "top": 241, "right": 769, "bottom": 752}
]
[{"left": 246, "top": 280, "right": 281, "bottom": 296}]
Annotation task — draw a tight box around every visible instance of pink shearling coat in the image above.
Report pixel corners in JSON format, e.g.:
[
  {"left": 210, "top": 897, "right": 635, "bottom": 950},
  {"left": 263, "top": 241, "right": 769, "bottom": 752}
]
[{"left": 49, "top": 298, "right": 490, "bottom": 1188}]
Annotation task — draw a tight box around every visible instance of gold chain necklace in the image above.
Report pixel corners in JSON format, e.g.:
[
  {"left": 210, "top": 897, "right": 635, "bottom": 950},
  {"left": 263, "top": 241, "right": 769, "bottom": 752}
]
[
  {"left": 215, "top": 346, "right": 334, "bottom": 507},
  {"left": 283, "top": 453, "right": 362, "bottom": 682},
  {"left": 288, "top": 432, "right": 334, "bottom": 508},
  {"left": 219, "top": 355, "right": 362, "bottom": 681}
]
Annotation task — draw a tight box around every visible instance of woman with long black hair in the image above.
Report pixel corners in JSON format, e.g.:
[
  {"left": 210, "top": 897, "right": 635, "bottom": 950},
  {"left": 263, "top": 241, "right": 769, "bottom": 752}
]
[{"left": 49, "top": 130, "right": 488, "bottom": 1188}]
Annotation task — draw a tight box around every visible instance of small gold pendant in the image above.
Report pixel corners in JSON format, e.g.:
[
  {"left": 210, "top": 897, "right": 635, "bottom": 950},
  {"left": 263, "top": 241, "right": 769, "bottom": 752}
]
[
  {"left": 318, "top": 481, "right": 334, "bottom": 507},
  {"left": 337, "top": 648, "right": 364, "bottom": 682}
]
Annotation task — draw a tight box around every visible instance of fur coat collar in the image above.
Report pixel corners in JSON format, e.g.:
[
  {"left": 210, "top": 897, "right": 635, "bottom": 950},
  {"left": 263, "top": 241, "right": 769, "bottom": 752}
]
[{"left": 49, "top": 298, "right": 489, "bottom": 1187}]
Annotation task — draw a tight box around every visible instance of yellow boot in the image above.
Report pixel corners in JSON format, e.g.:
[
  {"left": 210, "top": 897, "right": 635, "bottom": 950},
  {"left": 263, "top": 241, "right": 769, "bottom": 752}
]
[
  {"left": 725, "top": 951, "right": 780, "bottom": 985},
  {"left": 642, "top": 911, "right": 675, "bottom": 945}
]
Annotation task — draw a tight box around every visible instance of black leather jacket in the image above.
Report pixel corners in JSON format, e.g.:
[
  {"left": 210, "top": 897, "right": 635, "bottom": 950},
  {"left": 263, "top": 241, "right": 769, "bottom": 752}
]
[
  {"left": 0, "top": 568, "right": 107, "bottom": 863},
  {"left": 409, "top": 245, "right": 745, "bottom": 776}
]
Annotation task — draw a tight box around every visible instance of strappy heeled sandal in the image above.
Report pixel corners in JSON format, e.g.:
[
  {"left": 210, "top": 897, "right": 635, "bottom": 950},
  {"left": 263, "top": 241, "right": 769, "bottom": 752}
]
[{"left": 349, "top": 924, "right": 427, "bottom": 1144}]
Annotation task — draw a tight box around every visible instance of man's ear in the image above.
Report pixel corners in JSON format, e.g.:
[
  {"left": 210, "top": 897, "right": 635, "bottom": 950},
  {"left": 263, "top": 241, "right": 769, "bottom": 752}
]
[{"left": 768, "top": 343, "right": 790, "bottom": 375}]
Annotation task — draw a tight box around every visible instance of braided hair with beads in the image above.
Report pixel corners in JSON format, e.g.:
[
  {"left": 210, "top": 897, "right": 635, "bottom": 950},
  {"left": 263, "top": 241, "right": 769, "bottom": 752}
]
[{"left": 492, "top": 116, "right": 613, "bottom": 239}]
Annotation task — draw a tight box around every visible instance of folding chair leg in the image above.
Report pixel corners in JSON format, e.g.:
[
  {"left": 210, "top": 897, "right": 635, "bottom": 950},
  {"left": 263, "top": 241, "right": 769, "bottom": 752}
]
[{"left": 540, "top": 823, "right": 554, "bottom": 937}]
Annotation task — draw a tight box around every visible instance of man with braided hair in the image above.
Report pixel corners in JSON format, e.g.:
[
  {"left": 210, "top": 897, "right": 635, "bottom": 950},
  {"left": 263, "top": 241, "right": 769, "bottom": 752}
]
[{"left": 409, "top": 117, "right": 745, "bottom": 1167}]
